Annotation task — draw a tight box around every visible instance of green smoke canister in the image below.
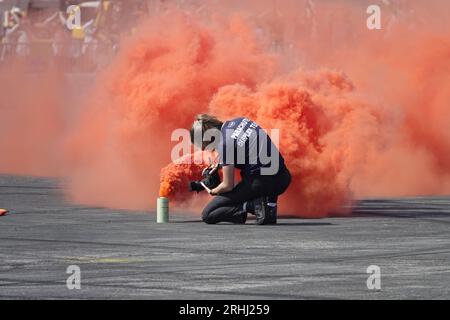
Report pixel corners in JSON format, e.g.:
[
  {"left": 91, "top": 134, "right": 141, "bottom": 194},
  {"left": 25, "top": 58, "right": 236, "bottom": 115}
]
[{"left": 157, "top": 197, "right": 169, "bottom": 223}]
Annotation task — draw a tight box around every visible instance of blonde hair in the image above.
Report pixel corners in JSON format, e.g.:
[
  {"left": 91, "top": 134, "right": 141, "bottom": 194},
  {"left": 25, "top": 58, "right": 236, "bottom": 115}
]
[{"left": 190, "top": 114, "right": 223, "bottom": 149}]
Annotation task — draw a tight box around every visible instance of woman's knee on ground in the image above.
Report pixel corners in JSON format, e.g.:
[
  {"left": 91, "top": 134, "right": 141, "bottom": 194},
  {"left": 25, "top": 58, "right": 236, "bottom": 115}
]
[
  {"left": 202, "top": 206, "right": 218, "bottom": 224},
  {"left": 201, "top": 195, "right": 235, "bottom": 224}
]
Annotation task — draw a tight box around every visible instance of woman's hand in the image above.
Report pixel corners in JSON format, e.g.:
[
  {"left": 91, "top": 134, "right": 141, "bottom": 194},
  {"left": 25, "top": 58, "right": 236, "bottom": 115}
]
[
  {"left": 200, "top": 181, "right": 219, "bottom": 196},
  {"left": 208, "top": 165, "right": 235, "bottom": 196}
]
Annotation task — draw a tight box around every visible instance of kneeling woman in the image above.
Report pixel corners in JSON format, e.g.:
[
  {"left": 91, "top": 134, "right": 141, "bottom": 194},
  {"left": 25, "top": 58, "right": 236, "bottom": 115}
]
[{"left": 190, "top": 114, "right": 291, "bottom": 225}]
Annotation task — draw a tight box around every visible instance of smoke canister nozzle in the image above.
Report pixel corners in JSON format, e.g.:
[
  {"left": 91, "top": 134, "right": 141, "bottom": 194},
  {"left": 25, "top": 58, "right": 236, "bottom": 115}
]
[{"left": 157, "top": 197, "right": 169, "bottom": 223}]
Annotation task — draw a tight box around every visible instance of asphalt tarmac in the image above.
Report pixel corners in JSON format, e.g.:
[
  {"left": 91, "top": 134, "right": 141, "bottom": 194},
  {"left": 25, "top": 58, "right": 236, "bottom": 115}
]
[{"left": 0, "top": 174, "right": 449, "bottom": 299}]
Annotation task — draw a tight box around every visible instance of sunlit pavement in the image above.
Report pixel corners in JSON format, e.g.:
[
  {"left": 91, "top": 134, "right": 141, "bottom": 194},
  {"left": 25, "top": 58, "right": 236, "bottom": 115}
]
[{"left": 0, "top": 175, "right": 449, "bottom": 299}]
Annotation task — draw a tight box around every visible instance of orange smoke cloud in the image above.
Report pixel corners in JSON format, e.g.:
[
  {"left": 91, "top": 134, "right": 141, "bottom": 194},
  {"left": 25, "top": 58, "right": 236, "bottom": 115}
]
[
  {"left": 207, "top": 70, "right": 370, "bottom": 216},
  {"left": 62, "top": 9, "right": 273, "bottom": 209},
  {"left": 0, "top": 66, "right": 65, "bottom": 176},
  {"left": 159, "top": 153, "right": 203, "bottom": 199},
  {"left": 1, "top": 1, "right": 449, "bottom": 217}
]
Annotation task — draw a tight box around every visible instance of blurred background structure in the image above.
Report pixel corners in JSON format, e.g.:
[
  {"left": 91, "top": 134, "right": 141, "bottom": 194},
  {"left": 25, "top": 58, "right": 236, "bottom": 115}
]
[
  {"left": 0, "top": 0, "right": 423, "bottom": 73},
  {"left": 0, "top": 0, "right": 155, "bottom": 71}
]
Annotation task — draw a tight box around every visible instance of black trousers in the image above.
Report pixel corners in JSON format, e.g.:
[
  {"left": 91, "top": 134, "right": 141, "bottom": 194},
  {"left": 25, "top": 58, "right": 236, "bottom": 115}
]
[{"left": 202, "top": 164, "right": 292, "bottom": 224}]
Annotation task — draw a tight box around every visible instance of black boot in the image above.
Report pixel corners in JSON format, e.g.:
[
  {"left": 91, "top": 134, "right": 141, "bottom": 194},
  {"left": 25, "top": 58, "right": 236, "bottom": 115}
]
[
  {"left": 265, "top": 202, "right": 277, "bottom": 225},
  {"left": 230, "top": 210, "right": 247, "bottom": 224},
  {"left": 245, "top": 197, "right": 277, "bottom": 225},
  {"left": 251, "top": 197, "right": 268, "bottom": 225},
  {"left": 236, "top": 211, "right": 247, "bottom": 224}
]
